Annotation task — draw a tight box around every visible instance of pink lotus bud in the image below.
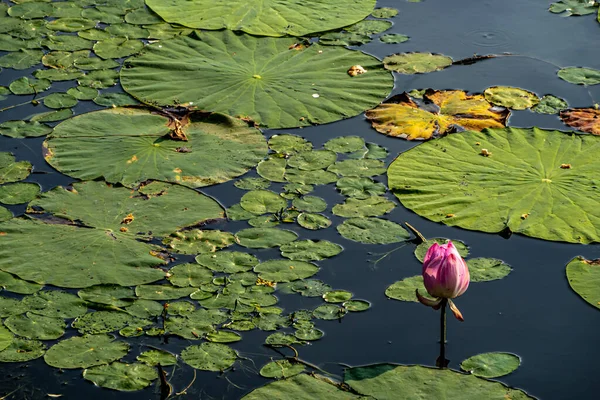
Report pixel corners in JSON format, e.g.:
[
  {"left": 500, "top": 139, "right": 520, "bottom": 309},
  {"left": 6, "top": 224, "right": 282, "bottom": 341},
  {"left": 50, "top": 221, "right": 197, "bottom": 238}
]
[{"left": 422, "top": 241, "right": 470, "bottom": 299}]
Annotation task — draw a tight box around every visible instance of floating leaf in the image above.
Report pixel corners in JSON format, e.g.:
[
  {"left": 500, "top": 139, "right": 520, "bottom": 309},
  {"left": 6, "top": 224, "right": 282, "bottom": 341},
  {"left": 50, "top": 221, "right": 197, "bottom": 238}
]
[
  {"left": 280, "top": 240, "right": 343, "bottom": 261},
  {"left": 235, "top": 177, "right": 271, "bottom": 191},
  {"left": 337, "top": 217, "right": 410, "bottom": 244},
  {"left": 313, "top": 303, "right": 347, "bottom": 320},
  {"left": 483, "top": 86, "right": 539, "bottom": 110},
  {"left": 557, "top": 67, "right": 600, "bottom": 85},
  {"left": 319, "top": 31, "right": 372, "bottom": 47},
  {"left": 383, "top": 52, "right": 452, "bottom": 74},
  {"left": 43, "top": 35, "right": 93, "bottom": 51},
  {"left": 181, "top": 342, "right": 237, "bottom": 371},
  {"left": 532, "top": 95, "right": 568, "bottom": 114},
  {"left": 78, "top": 285, "right": 135, "bottom": 307},
  {"left": 83, "top": 362, "right": 156, "bottom": 391},
  {"left": 460, "top": 352, "right": 521, "bottom": 378},
  {"left": 560, "top": 108, "right": 600, "bottom": 135},
  {"left": 0, "top": 271, "right": 42, "bottom": 294},
  {"left": 344, "top": 299, "right": 371, "bottom": 311},
  {"left": 0, "top": 49, "right": 42, "bottom": 70},
  {"left": 255, "top": 260, "right": 319, "bottom": 282},
  {"left": 0, "top": 121, "right": 52, "bottom": 138},
  {"left": 5, "top": 312, "right": 65, "bottom": 340},
  {"left": 336, "top": 177, "right": 386, "bottom": 199},
  {"left": 385, "top": 276, "right": 425, "bottom": 302},
  {"left": 45, "top": 334, "right": 126, "bottom": 368},
  {"left": 380, "top": 34, "right": 409, "bottom": 43},
  {"left": 125, "top": 300, "right": 163, "bottom": 319},
  {"left": 163, "top": 230, "right": 235, "bottom": 254},
  {"left": 72, "top": 311, "right": 138, "bottom": 335},
  {"left": 324, "top": 136, "right": 366, "bottom": 153},
  {"left": 297, "top": 213, "right": 332, "bottom": 230},
  {"left": 137, "top": 349, "right": 177, "bottom": 366},
  {"left": 288, "top": 150, "right": 337, "bottom": 171},
  {"left": 43, "top": 93, "right": 78, "bottom": 109},
  {"left": 285, "top": 169, "right": 339, "bottom": 185},
  {"left": 323, "top": 290, "right": 353, "bottom": 303},
  {"left": 167, "top": 263, "right": 213, "bottom": 287},
  {"left": 332, "top": 196, "right": 395, "bottom": 218},
  {"left": 24, "top": 290, "right": 87, "bottom": 319},
  {"left": 0, "top": 326, "right": 12, "bottom": 352},
  {"left": 0, "top": 182, "right": 40, "bottom": 205},
  {"left": 346, "top": 20, "right": 392, "bottom": 35},
  {"left": 269, "top": 134, "right": 312, "bottom": 155},
  {"left": 9, "top": 77, "right": 50, "bottom": 95},
  {"left": 0, "top": 152, "right": 31, "bottom": 183},
  {"left": 366, "top": 90, "right": 509, "bottom": 140},
  {"left": 260, "top": 360, "right": 305, "bottom": 379},
  {"left": 550, "top": 0, "right": 598, "bottom": 16},
  {"left": 121, "top": 31, "right": 393, "bottom": 128},
  {"left": 388, "top": 127, "right": 600, "bottom": 243},
  {"left": 0, "top": 338, "right": 45, "bottom": 362},
  {"left": 241, "top": 190, "right": 287, "bottom": 215},
  {"left": 467, "top": 258, "right": 512, "bottom": 282},
  {"left": 93, "top": 93, "right": 138, "bottom": 107},
  {"left": 145, "top": 0, "right": 376, "bottom": 37},
  {"left": 135, "top": 285, "right": 195, "bottom": 300},
  {"left": 242, "top": 373, "right": 360, "bottom": 399},
  {"left": 327, "top": 159, "right": 386, "bottom": 177},
  {"left": 566, "top": 256, "right": 600, "bottom": 310},
  {"left": 94, "top": 38, "right": 144, "bottom": 59},
  {"left": 206, "top": 330, "right": 242, "bottom": 343},
  {"left": 372, "top": 7, "right": 399, "bottom": 18},
  {"left": 105, "top": 23, "right": 149, "bottom": 39},
  {"left": 45, "top": 108, "right": 267, "bottom": 188},
  {"left": 77, "top": 69, "right": 119, "bottom": 88},
  {"left": 257, "top": 157, "right": 287, "bottom": 182},
  {"left": 30, "top": 109, "right": 74, "bottom": 123},
  {"left": 236, "top": 228, "right": 298, "bottom": 248},
  {"left": 42, "top": 50, "right": 88, "bottom": 69},
  {"left": 291, "top": 280, "right": 332, "bottom": 297},
  {"left": 292, "top": 196, "right": 327, "bottom": 213},
  {"left": 414, "top": 238, "right": 469, "bottom": 263},
  {"left": 46, "top": 18, "right": 96, "bottom": 32}
]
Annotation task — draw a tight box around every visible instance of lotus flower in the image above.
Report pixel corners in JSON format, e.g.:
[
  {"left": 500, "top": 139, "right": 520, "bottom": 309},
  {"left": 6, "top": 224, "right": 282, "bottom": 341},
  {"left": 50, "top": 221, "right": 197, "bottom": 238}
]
[{"left": 416, "top": 241, "right": 469, "bottom": 321}]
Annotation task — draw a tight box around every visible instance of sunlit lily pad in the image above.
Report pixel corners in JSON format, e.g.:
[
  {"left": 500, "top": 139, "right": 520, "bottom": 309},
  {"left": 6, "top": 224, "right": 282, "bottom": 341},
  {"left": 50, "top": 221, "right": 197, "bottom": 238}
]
[
  {"left": 241, "top": 190, "right": 287, "bottom": 214},
  {"left": 9, "top": 77, "right": 50, "bottom": 95},
  {"left": 242, "top": 373, "right": 361, "bottom": 399},
  {"left": 566, "top": 256, "right": 600, "bottom": 310},
  {"left": 24, "top": 290, "right": 87, "bottom": 319},
  {"left": 135, "top": 285, "right": 195, "bottom": 300},
  {"left": 268, "top": 134, "right": 312, "bottom": 155},
  {"left": 379, "top": 34, "right": 410, "bottom": 44},
  {"left": 257, "top": 157, "right": 287, "bottom": 182},
  {"left": 383, "top": 52, "right": 452, "bottom": 74},
  {"left": 292, "top": 196, "right": 327, "bottom": 213},
  {"left": 255, "top": 260, "right": 319, "bottom": 282},
  {"left": 45, "top": 108, "right": 267, "bottom": 188},
  {"left": 46, "top": 18, "right": 96, "bottom": 32},
  {"left": 327, "top": 159, "right": 386, "bottom": 177},
  {"left": 72, "top": 311, "right": 138, "bottom": 334},
  {"left": 196, "top": 251, "right": 258, "bottom": 273},
  {"left": 388, "top": 127, "right": 600, "bottom": 243},
  {"left": 93, "top": 38, "right": 144, "bottom": 59},
  {"left": 344, "top": 299, "right": 371, "bottom": 311},
  {"left": 385, "top": 276, "right": 425, "bottom": 302},
  {"left": 532, "top": 95, "right": 568, "bottom": 114},
  {"left": 483, "top": 86, "right": 539, "bottom": 110},
  {"left": 260, "top": 359, "right": 306, "bottom": 379},
  {"left": 0, "top": 338, "right": 45, "bottom": 362},
  {"left": 285, "top": 169, "right": 339, "bottom": 185},
  {"left": 372, "top": 7, "right": 399, "bottom": 18},
  {"left": 121, "top": 31, "right": 393, "bottom": 128},
  {"left": 145, "top": 0, "right": 376, "bottom": 37},
  {"left": 323, "top": 290, "right": 353, "bottom": 303},
  {"left": 366, "top": 90, "right": 509, "bottom": 140},
  {"left": 125, "top": 300, "right": 163, "bottom": 319},
  {"left": 560, "top": 108, "right": 600, "bottom": 135},
  {"left": 414, "top": 238, "right": 469, "bottom": 263},
  {"left": 93, "top": 93, "right": 139, "bottom": 107},
  {"left": 137, "top": 349, "right": 177, "bottom": 366},
  {"left": 297, "top": 213, "right": 332, "bottom": 230},
  {"left": 557, "top": 67, "right": 600, "bottom": 85},
  {"left": 206, "top": 330, "right": 242, "bottom": 343},
  {"left": 313, "top": 303, "right": 347, "bottom": 320},
  {"left": 337, "top": 217, "right": 410, "bottom": 244},
  {"left": 332, "top": 196, "right": 395, "bottom": 217},
  {"left": 280, "top": 240, "right": 343, "bottom": 261},
  {"left": 83, "top": 362, "right": 156, "bottom": 391},
  {"left": 288, "top": 150, "right": 337, "bottom": 171},
  {"left": 43, "top": 93, "right": 78, "bottom": 109},
  {"left": 234, "top": 177, "right": 271, "bottom": 191},
  {"left": 319, "top": 31, "right": 372, "bottom": 47},
  {"left": 0, "top": 152, "right": 31, "bottom": 183},
  {"left": 467, "top": 258, "right": 512, "bottom": 282},
  {"left": 167, "top": 263, "right": 213, "bottom": 287},
  {"left": 0, "top": 49, "right": 42, "bottom": 70},
  {"left": 163, "top": 230, "right": 235, "bottom": 254},
  {"left": 0, "top": 272, "right": 42, "bottom": 294},
  {"left": 236, "top": 228, "right": 298, "bottom": 248},
  {"left": 44, "top": 334, "right": 129, "bottom": 369},
  {"left": 181, "top": 342, "right": 237, "bottom": 371},
  {"left": 291, "top": 280, "right": 332, "bottom": 297},
  {"left": 324, "top": 136, "right": 366, "bottom": 153},
  {"left": 550, "top": 0, "right": 598, "bottom": 15},
  {"left": 460, "top": 352, "right": 521, "bottom": 378}
]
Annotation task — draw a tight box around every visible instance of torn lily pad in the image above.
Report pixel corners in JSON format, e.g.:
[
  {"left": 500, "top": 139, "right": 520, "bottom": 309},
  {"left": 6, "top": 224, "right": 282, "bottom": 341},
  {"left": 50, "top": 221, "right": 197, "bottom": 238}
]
[{"left": 560, "top": 108, "right": 600, "bottom": 135}]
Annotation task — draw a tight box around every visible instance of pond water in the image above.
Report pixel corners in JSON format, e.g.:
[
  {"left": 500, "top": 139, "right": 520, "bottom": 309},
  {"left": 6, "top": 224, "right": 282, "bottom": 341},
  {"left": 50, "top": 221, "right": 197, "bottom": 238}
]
[{"left": 0, "top": 0, "right": 598, "bottom": 399}]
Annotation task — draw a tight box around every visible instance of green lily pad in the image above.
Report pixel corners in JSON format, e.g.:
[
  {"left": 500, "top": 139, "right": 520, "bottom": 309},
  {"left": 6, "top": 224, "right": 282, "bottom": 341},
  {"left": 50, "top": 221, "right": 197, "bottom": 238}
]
[
  {"left": 206, "top": 330, "right": 242, "bottom": 343},
  {"left": 313, "top": 303, "right": 347, "bottom": 320},
  {"left": 94, "top": 38, "right": 144, "bottom": 59},
  {"left": 0, "top": 326, "right": 12, "bottom": 352},
  {"left": 49, "top": 3, "right": 83, "bottom": 18},
  {"left": 41, "top": 50, "right": 90, "bottom": 69},
  {"left": 105, "top": 23, "right": 149, "bottom": 39},
  {"left": 81, "top": 7, "right": 124, "bottom": 24},
  {"left": 550, "top": 0, "right": 598, "bottom": 15},
  {"left": 483, "top": 86, "right": 539, "bottom": 110},
  {"left": 324, "top": 136, "right": 366, "bottom": 153},
  {"left": 34, "top": 68, "right": 84, "bottom": 82},
  {"left": 254, "top": 260, "right": 319, "bottom": 282},
  {"left": 284, "top": 183, "right": 314, "bottom": 196},
  {"left": 337, "top": 217, "right": 410, "bottom": 244},
  {"left": 0, "top": 338, "right": 45, "bottom": 362},
  {"left": 532, "top": 95, "right": 568, "bottom": 114},
  {"left": 344, "top": 299, "right": 371, "bottom": 311},
  {"left": 93, "top": 93, "right": 138, "bottom": 107},
  {"left": 385, "top": 276, "right": 425, "bottom": 302},
  {"left": 167, "top": 263, "right": 213, "bottom": 287},
  {"left": 195, "top": 251, "right": 258, "bottom": 273},
  {"left": 78, "top": 285, "right": 135, "bottom": 307},
  {"left": 72, "top": 311, "right": 137, "bottom": 334},
  {"left": 236, "top": 228, "right": 298, "bottom": 248},
  {"left": 241, "top": 190, "right": 287, "bottom": 214},
  {"left": 30, "top": 109, "right": 74, "bottom": 123},
  {"left": 288, "top": 150, "right": 337, "bottom": 171},
  {"left": 414, "top": 238, "right": 469, "bottom": 263},
  {"left": 0, "top": 49, "right": 42, "bottom": 70},
  {"left": 265, "top": 332, "right": 302, "bottom": 345},
  {"left": 268, "top": 134, "right": 312, "bottom": 155},
  {"left": 45, "top": 108, "right": 267, "bottom": 188},
  {"left": 24, "top": 290, "right": 87, "bottom": 319},
  {"left": 43, "top": 35, "right": 93, "bottom": 51},
  {"left": 295, "top": 325, "right": 324, "bottom": 341},
  {"left": 327, "top": 159, "right": 386, "bottom": 177},
  {"left": 467, "top": 258, "right": 512, "bottom": 282},
  {"left": 0, "top": 271, "right": 42, "bottom": 294},
  {"left": 257, "top": 157, "right": 287, "bottom": 182},
  {"left": 227, "top": 204, "right": 257, "bottom": 221},
  {"left": 83, "top": 362, "right": 156, "bottom": 391},
  {"left": 285, "top": 169, "right": 339, "bottom": 185},
  {"left": 125, "top": 8, "right": 162, "bottom": 25},
  {"left": 4, "top": 312, "right": 65, "bottom": 340},
  {"left": 319, "top": 31, "right": 372, "bottom": 47},
  {"left": 248, "top": 215, "right": 280, "bottom": 228},
  {"left": 242, "top": 373, "right": 361, "bottom": 399},
  {"left": 167, "top": 301, "right": 195, "bottom": 316},
  {"left": 0, "top": 152, "right": 31, "bottom": 183},
  {"left": 0, "top": 183, "right": 40, "bottom": 205},
  {"left": 121, "top": 31, "right": 393, "bottom": 128},
  {"left": 332, "top": 196, "right": 395, "bottom": 218},
  {"left": 74, "top": 57, "right": 120, "bottom": 70},
  {"left": 0, "top": 297, "right": 27, "bottom": 318},
  {"left": 163, "top": 230, "right": 235, "bottom": 254},
  {"left": 77, "top": 69, "right": 118, "bottom": 88},
  {"left": 137, "top": 349, "right": 177, "bottom": 366},
  {"left": 336, "top": 177, "right": 386, "bottom": 199},
  {"left": 460, "top": 352, "right": 521, "bottom": 378},
  {"left": 181, "top": 342, "right": 237, "bottom": 371},
  {"left": 0, "top": 121, "right": 52, "bottom": 138},
  {"left": 566, "top": 256, "right": 600, "bottom": 310},
  {"left": 8, "top": 3, "right": 53, "bottom": 19},
  {"left": 9, "top": 77, "right": 51, "bottom": 95},
  {"left": 235, "top": 177, "right": 271, "bottom": 191},
  {"left": 43, "top": 93, "right": 78, "bottom": 109},
  {"left": 323, "top": 290, "right": 353, "bottom": 303},
  {"left": 145, "top": 0, "right": 376, "bottom": 37},
  {"left": 558, "top": 67, "right": 600, "bottom": 85},
  {"left": 345, "top": 364, "right": 534, "bottom": 399},
  {"left": 383, "top": 52, "right": 453, "bottom": 74},
  {"left": 78, "top": 28, "right": 113, "bottom": 41},
  {"left": 46, "top": 18, "right": 96, "bottom": 32},
  {"left": 135, "top": 285, "right": 196, "bottom": 300},
  {"left": 260, "top": 360, "right": 306, "bottom": 379},
  {"left": 125, "top": 300, "right": 163, "bottom": 319},
  {"left": 372, "top": 7, "right": 399, "bottom": 18},
  {"left": 291, "top": 280, "right": 332, "bottom": 297},
  {"left": 67, "top": 86, "right": 99, "bottom": 100},
  {"left": 280, "top": 240, "right": 343, "bottom": 261},
  {"left": 0, "top": 207, "right": 11, "bottom": 222},
  {"left": 292, "top": 196, "right": 327, "bottom": 213},
  {"left": 379, "top": 34, "right": 410, "bottom": 44},
  {"left": 388, "top": 127, "right": 600, "bottom": 243},
  {"left": 346, "top": 19, "right": 392, "bottom": 35}
]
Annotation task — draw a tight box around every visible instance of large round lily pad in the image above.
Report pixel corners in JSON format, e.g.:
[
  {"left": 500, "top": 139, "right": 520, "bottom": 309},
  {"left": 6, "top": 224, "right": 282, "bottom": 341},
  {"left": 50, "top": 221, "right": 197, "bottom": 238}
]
[
  {"left": 145, "top": 0, "right": 376, "bottom": 37},
  {"left": 121, "top": 31, "right": 393, "bottom": 128},
  {"left": 181, "top": 342, "right": 237, "bottom": 371},
  {"left": 83, "top": 362, "right": 156, "bottom": 391},
  {"left": 388, "top": 127, "right": 600, "bottom": 243},
  {"left": 44, "top": 334, "right": 129, "bottom": 369},
  {"left": 44, "top": 108, "right": 267, "bottom": 188},
  {"left": 566, "top": 256, "right": 600, "bottom": 310}
]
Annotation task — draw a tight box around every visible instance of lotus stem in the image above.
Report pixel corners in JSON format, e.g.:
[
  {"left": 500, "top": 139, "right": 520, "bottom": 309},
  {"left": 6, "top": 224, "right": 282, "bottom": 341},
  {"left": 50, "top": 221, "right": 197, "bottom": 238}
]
[{"left": 440, "top": 298, "right": 447, "bottom": 369}]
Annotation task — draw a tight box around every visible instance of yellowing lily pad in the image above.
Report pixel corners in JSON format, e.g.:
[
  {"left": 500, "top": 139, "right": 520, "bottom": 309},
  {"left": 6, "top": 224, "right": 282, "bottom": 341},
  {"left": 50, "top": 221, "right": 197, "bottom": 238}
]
[{"left": 366, "top": 90, "right": 509, "bottom": 140}]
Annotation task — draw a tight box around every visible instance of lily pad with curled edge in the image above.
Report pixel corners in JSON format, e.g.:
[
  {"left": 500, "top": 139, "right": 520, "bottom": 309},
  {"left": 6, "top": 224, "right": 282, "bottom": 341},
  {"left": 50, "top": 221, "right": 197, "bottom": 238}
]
[
  {"left": 163, "top": 230, "right": 235, "bottom": 254},
  {"left": 5, "top": 312, "right": 65, "bottom": 340},
  {"left": 0, "top": 338, "right": 45, "bottom": 362},
  {"left": 332, "top": 196, "right": 395, "bottom": 218},
  {"left": 366, "top": 90, "right": 509, "bottom": 140},
  {"left": 414, "top": 238, "right": 469, "bottom": 263},
  {"left": 292, "top": 196, "right": 327, "bottom": 213},
  {"left": 72, "top": 311, "right": 138, "bottom": 334},
  {"left": 280, "top": 240, "right": 343, "bottom": 261},
  {"left": 483, "top": 86, "right": 539, "bottom": 110},
  {"left": 77, "top": 285, "right": 136, "bottom": 307},
  {"left": 242, "top": 373, "right": 361, "bottom": 399},
  {"left": 385, "top": 276, "right": 425, "bottom": 302},
  {"left": 288, "top": 150, "right": 337, "bottom": 171},
  {"left": 44, "top": 108, "right": 267, "bottom": 188},
  {"left": 532, "top": 95, "right": 568, "bottom": 114},
  {"left": 383, "top": 52, "right": 452, "bottom": 74},
  {"left": 337, "top": 217, "right": 410, "bottom": 244},
  {"left": 285, "top": 169, "right": 339, "bottom": 185},
  {"left": 83, "top": 362, "right": 156, "bottom": 391},
  {"left": 324, "top": 136, "right": 366, "bottom": 153},
  {"left": 0, "top": 183, "right": 40, "bottom": 205},
  {"left": 145, "top": 0, "right": 375, "bottom": 37},
  {"left": 236, "top": 228, "right": 298, "bottom": 248},
  {"left": 327, "top": 159, "right": 386, "bottom": 177},
  {"left": 0, "top": 49, "right": 42, "bottom": 70},
  {"left": 0, "top": 153, "right": 31, "bottom": 183},
  {"left": 344, "top": 364, "right": 534, "bottom": 399},
  {"left": 167, "top": 263, "right": 213, "bottom": 287},
  {"left": 460, "top": 352, "right": 521, "bottom": 378},
  {"left": 195, "top": 251, "right": 258, "bottom": 273},
  {"left": 558, "top": 67, "right": 600, "bottom": 85},
  {"left": 344, "top": 299, "right": 371, "bottom": 311},
  {"left": 257, "top": 157, "right": 287, "bottom": 182},
  {"left": 255, "top": 260, "right": 319, "bottom": 282},
  {"left": 235, "top": 177, "right": 271, "bottom": 191},
  {"left": 0, "top": 271, "right": 42, "bottom": 294},
  {"left": 566, "top": 256, "right": 600, "bottom": 310},
  {"left": 121, "top": 30, "right": 393, "bottom": 129},
  {"left": 560, "top": 108, "right": 600, "bottom": 135},
  {"left": 0, "top": 121, "right": 52, "bottom": 138},
  {"left": 23, "top": 290, "right": 87, "bottom": 319},
  {"left": 241, "top": 190, "right": 287, "bottom": 214},
  {"left": 314, "top": 303, "right": 347, "bottom": 320},
  {"left": 268, "top": 134, "right": 312, "bottom": 155},
  {"left": 297, "top": 213, "right": 332, "bottom": 230},
  {"left": 467, "top": 258, "right": 512, "bottom": 282},
  {"left": 260, "top": 360, "right": 305, "bottom": 379},
  {"left": 181, "top": 342, "right": 237, "bottom": 371},
  {"left": 135, "top": 285, "right": 195, "bottom": 300},
  {"left": 323, "top": 290, "right": 353, "bottom": 303},
  {"left": 336, "top": 177, "right": 386, "bottom": 199},
  {"left": 388, "top": 127, "right": 600, "bottom": 243},
  {"left": 137, "top": 349, "right": 177, "bottom": 366}
]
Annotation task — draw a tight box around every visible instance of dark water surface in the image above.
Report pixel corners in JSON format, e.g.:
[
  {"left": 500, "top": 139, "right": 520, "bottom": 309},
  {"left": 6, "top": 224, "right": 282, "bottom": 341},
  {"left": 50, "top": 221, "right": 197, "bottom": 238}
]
[{"left": 0, "top": 0, "right": 599, "bottom": 399}]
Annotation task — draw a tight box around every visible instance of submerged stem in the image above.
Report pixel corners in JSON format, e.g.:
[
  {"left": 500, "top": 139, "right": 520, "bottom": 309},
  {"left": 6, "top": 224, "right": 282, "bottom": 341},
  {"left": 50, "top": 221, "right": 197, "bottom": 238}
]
[{"left": 439, "top": 298, "right": 448, "bottom": 369}]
